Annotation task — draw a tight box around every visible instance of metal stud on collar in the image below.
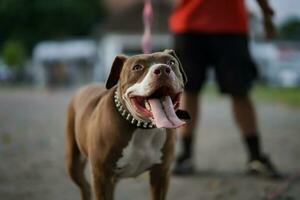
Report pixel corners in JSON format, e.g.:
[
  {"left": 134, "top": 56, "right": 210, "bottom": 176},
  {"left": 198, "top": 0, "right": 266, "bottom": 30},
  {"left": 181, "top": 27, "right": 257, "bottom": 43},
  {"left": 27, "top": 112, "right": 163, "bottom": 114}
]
[{"left": 114, "top": 90, "right": 155, "bottom": 129}]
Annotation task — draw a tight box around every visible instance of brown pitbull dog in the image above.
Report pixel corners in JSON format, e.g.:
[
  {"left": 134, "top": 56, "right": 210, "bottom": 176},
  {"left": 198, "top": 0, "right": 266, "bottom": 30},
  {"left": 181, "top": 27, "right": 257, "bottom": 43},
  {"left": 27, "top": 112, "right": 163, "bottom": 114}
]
[{"left": 65, "top": 49, "right": 189, "bottom": 200}]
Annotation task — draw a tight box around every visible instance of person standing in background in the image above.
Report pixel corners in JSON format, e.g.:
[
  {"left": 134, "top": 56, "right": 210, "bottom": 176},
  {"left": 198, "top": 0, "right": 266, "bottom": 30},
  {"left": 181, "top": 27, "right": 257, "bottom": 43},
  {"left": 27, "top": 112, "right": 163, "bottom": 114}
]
[{"left": 169, "top": 0, "right": 281, "bottom": 177}]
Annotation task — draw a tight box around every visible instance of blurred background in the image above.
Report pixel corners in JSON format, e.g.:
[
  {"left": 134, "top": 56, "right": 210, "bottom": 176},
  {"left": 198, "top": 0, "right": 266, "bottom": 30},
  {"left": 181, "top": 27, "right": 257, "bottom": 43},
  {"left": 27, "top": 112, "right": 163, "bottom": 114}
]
[{"left": 0, "top": 0, "right": 299, "bottom": 200}]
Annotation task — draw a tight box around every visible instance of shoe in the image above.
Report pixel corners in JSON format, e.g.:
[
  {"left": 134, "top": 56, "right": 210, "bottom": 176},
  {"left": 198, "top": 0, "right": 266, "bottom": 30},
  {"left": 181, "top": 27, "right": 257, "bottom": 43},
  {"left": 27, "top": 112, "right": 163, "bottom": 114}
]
[
  {"left": 173, "top": 157, "right": 195, "bottom": 175},
  {"left": 247, "top": 155, "right": 282, "bottom": 179}
]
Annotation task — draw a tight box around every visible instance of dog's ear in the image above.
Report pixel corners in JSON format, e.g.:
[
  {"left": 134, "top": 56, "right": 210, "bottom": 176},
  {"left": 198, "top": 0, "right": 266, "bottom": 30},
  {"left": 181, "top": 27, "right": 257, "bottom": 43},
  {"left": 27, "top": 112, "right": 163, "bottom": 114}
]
[
  {"left": 175, "top": 110, "right": 191, "bottom": 121},
  {"left": 105, "top": 55, "right": 128, "bottom": 89},
  {"left": 164, "top": 49, "right": 187, "bottom": 85}
]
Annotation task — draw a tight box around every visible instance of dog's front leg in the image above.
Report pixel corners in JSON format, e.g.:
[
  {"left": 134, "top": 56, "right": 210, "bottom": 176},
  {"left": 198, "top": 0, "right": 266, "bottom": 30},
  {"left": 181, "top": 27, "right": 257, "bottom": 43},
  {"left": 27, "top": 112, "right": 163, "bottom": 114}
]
[
  {"left": 92, "top": 170, "right": 115, "bottom": 200},
  {"left": 91, "top": 166, "right": 115, "bottom": 200},
  {"left": 149, "top": 165, "right": 170, "bottom": 200}
]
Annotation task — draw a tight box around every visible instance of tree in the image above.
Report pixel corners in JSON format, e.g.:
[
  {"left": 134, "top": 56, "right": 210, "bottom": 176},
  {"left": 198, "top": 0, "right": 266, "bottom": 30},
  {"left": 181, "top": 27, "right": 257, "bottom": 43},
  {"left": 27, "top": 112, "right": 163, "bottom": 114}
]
[
  {"left": 2, "top": 40, "right": 26, "bottom": 69},
  {"left": 0, "top": 0, "right": 106, "bottom": 54},
  {"left": 278, "top": 17, "right": 300, "bottom": 40}
]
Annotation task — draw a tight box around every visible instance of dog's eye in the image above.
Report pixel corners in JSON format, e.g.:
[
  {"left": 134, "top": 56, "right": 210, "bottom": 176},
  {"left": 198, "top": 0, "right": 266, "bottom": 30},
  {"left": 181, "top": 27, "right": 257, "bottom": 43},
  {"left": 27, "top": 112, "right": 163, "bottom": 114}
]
[
  {"left": 132, "top": 64, "right": 143, "bottom": 71},
  {"left": 167, "top": 60, "right": 176, "bottom": 66}
]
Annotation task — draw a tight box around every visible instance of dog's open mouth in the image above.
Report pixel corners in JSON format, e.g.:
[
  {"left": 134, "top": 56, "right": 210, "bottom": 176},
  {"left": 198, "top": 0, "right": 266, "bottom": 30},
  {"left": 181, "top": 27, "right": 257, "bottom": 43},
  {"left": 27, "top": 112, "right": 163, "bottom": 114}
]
[{"left": 130, "top": 86, "right": 185, "bottom": 128}]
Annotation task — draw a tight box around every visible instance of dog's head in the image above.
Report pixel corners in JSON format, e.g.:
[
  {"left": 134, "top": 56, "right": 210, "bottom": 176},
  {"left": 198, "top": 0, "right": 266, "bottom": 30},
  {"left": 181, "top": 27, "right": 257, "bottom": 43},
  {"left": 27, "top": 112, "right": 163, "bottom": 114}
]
[{"left": 106, "top": 49, "right": 189, "bottom": 128}]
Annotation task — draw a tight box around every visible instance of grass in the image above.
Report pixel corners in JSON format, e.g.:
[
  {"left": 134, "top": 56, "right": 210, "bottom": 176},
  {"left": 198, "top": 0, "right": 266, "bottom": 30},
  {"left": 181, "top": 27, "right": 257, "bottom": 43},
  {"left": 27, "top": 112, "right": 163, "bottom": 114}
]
[
  {"left": 252, "top": 84, "right": 300, "bottom": 107},
  {"left": 202, "top": 83, "right": 300, "bottom": 107}
]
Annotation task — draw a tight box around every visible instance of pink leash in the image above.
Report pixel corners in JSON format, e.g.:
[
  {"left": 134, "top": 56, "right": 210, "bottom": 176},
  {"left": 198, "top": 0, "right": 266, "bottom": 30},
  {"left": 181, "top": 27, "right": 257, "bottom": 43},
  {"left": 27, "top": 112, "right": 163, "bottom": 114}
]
[{"left": 142, "top": 0, "right": 153, "bottom": 54}]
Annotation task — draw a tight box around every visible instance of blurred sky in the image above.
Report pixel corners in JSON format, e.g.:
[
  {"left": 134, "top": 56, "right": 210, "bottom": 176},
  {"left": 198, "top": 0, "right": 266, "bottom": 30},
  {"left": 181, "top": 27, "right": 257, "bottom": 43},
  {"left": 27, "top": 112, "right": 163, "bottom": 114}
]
[{"left": 247, "top": 0, "right": 300, "bottom": 23}]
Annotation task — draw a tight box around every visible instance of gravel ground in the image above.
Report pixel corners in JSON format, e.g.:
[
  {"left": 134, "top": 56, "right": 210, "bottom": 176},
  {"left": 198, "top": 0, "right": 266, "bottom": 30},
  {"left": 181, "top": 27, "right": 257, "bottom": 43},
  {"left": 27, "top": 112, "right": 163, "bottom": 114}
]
[{"left": 0, "top": 88, "right": 299, "bottom": 200}]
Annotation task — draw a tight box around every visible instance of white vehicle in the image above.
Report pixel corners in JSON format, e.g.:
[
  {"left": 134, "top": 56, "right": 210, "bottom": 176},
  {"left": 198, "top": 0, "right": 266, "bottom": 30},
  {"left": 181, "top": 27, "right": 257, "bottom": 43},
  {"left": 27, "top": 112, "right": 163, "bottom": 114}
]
[{"left": 32, "top": 39, "right": 103, "bottom": 87}]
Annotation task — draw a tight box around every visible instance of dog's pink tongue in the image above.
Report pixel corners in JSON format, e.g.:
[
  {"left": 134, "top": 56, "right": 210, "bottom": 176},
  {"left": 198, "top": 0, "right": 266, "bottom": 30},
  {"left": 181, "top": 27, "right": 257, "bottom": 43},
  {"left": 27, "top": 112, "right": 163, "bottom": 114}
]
[{"left": 148, "top": 96, "right": 185, "bottom": 128}]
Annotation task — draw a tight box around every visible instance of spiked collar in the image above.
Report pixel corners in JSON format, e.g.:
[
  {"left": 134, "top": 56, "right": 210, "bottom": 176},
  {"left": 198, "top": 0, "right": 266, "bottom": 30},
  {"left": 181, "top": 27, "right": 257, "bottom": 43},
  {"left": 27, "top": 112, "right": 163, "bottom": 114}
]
[{"left": 114, "top": 89, "right": 156, "bottom": 129}]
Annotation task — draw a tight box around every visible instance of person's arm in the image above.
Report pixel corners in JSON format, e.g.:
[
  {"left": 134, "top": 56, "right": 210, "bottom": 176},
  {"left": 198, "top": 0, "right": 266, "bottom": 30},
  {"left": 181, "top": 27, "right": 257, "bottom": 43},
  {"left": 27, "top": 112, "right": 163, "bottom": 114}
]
[{"left": 256, "top": 0, "right": 276, "bottom": 39}]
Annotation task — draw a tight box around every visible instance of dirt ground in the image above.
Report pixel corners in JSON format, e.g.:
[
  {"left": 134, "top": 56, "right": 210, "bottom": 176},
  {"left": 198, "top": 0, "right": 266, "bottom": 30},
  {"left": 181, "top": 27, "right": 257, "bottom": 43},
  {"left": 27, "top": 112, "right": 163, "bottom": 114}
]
[{"left": 0, "top": 88, "right": 299, "bottom": 200}]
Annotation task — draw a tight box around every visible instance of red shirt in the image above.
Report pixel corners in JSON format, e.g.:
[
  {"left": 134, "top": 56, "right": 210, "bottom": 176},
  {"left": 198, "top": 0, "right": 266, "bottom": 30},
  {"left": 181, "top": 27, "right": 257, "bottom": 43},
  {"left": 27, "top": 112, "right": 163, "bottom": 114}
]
[{"left": 169, "top": 0, "right": 248, "bottom": 33}]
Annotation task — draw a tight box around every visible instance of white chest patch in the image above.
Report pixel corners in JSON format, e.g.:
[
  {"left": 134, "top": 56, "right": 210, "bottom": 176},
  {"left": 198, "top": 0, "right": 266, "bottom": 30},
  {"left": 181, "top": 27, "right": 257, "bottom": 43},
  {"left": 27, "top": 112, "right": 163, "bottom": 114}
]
[{"left": 115, "top": 128, "right": 167, "bottom": 178}]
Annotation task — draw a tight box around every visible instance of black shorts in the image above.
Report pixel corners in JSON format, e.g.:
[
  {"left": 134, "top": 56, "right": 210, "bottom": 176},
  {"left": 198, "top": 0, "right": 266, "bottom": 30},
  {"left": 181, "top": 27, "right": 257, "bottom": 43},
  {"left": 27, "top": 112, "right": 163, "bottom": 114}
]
[{"left": 174, "top": 33, "right": 258, "bottom": 96}]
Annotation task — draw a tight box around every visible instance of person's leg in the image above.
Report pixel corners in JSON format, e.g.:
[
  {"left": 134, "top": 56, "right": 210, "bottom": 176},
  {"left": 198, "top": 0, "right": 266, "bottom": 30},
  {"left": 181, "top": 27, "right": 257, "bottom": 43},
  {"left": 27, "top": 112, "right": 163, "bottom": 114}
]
[
  {"left": 231, "top": 95, "right": 261, "bottom": 161},
  {"left": 231, "top": 95, "right": 281, "bottom": 178},
  {"left": 173, "top": 91, "right": 199, "bottom": 175},
  {"left": 177, "top": 91, "right": 199, "bottom": 161}
]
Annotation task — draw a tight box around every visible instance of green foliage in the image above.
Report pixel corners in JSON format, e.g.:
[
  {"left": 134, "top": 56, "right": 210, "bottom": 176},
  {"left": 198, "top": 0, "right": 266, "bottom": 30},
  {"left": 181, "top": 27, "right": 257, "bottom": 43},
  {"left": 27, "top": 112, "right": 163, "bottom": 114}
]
[
  {"left": 2, "top": 40, "right": 26, "bottom": 69},
  {"left": 278, "top": 17, "right": 300, "bottom": 40},
  {"left": 0, "top": 0, "right": 106, "bottom": 53}
]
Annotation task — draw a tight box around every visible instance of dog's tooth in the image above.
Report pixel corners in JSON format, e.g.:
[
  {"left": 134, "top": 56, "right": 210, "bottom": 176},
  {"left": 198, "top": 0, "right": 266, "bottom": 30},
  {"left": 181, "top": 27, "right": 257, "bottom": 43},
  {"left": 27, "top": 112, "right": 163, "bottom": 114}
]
[
  {"left": 145, "top": 101, "right": 151, "bottom": 111},
  {"left": 126, "top": 114, "right": 131, "bottom": 120},
  {"left": 122, "top": 110, "right": 126, "bottom": 116}
]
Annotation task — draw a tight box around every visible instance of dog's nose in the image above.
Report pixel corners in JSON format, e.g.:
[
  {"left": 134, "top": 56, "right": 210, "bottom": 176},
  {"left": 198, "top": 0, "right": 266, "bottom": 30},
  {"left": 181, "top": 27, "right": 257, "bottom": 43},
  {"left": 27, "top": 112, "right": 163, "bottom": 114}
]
[{"left": 153, "top": 65, "right": 171, "bottom": 76}]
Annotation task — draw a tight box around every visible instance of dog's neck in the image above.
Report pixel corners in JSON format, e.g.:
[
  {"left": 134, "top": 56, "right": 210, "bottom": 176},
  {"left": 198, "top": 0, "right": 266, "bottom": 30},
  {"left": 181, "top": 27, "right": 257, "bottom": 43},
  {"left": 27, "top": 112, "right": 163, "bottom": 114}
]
[{"left": 114, "top": 87, "right": 156, "bottom": 129}]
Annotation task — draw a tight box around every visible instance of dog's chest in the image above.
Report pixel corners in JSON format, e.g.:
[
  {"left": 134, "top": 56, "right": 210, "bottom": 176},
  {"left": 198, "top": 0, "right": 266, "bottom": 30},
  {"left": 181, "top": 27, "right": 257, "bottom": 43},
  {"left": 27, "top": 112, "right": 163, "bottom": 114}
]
[{"left": 115, "top": 128, "right": 167, "bottom": 178}]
